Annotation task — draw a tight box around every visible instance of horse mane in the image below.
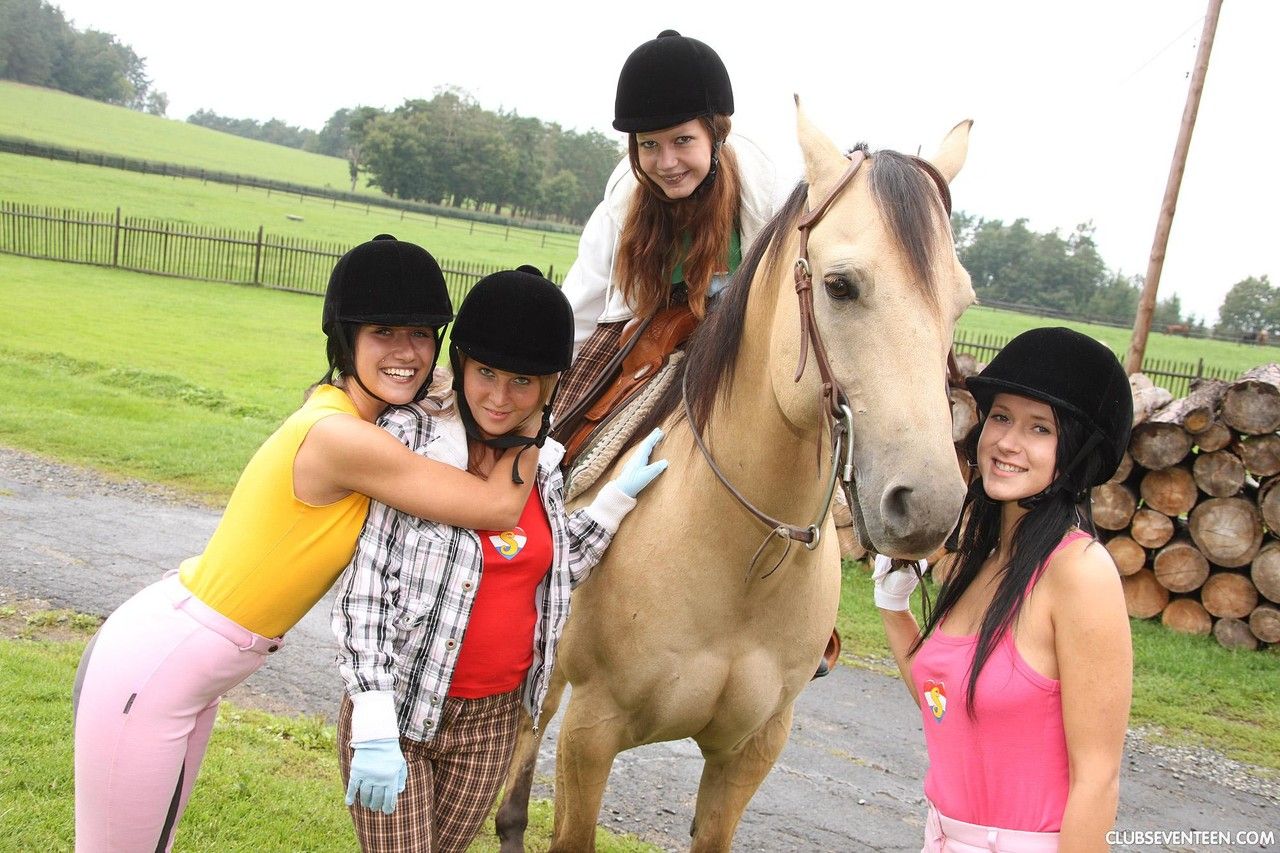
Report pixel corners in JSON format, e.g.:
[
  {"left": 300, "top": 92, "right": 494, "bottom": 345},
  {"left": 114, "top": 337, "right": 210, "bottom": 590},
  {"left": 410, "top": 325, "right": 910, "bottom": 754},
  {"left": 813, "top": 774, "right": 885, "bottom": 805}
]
[{"left": 626, "top": 144, "right": 948, "bottom": 447}]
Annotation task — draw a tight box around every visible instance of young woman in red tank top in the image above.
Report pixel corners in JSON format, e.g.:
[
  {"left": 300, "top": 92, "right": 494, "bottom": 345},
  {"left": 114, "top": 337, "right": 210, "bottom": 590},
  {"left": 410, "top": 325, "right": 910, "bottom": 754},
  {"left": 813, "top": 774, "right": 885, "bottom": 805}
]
[
  {"left": 874, "top": 327, "right": 1134, "bottom": 852},
  {"left": 332, "top": 267, "right": 667, "bottom": 852}
]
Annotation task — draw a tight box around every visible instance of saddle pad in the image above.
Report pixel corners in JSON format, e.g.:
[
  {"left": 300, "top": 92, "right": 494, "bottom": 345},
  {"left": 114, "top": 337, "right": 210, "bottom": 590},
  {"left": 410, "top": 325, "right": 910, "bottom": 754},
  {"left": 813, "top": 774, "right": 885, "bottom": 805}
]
[{"left": 565, "top": 352, "right": 684, "bottom": 502}]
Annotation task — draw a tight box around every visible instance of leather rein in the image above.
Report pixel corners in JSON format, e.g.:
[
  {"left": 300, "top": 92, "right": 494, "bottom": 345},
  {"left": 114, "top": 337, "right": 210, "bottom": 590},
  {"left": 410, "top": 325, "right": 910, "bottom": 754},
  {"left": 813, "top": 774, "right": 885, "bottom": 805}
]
[{"left": 682, "top": 149, "right": 955, "bottom": 553}]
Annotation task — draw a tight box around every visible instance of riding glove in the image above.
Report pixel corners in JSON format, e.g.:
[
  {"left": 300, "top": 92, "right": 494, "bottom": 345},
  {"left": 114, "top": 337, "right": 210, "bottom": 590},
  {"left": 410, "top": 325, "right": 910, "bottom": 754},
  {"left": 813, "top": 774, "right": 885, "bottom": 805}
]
[
  {"left": 347, "top": 738, "right": 408, "bottom": 814},
  {"left": 872, "top": 554, "right": 927, "bottom": 611},
  {"left": 612, "top": 428, "right": 668, "bottom": 498}
]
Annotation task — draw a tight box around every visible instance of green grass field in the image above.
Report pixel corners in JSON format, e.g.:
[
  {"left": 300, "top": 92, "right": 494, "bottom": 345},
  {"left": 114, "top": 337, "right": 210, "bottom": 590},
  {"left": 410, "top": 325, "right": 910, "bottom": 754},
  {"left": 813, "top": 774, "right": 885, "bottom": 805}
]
[
  {"left": 1, "top": 81, "right": 366, "bottom": 193},
  {"left": 958, "top": 305, "right": 1270, "bottom": 380},
  {"left": 0, "top": 609, "right": 655, "bottom": 852},
  {"left": 0, "top": 152, "right": 581, "bottom": 275}
]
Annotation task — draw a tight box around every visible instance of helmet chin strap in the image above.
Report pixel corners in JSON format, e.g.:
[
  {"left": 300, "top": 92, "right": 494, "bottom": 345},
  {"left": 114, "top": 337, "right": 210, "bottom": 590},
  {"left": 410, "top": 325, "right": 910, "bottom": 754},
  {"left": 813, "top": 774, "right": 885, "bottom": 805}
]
[
  {"left": 945, "top": 427, "right": 1107, "bottom": 546},
  {"left": 451, "top": 352, "right": 559, "bottom": 485},
  {"left": 328, "top": 326, "right": 441, "bottom": 408}
]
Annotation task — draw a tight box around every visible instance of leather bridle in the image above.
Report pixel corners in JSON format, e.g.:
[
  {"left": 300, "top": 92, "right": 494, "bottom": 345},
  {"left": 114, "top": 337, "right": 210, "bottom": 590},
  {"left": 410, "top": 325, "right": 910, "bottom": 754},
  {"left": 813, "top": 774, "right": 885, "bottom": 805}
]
[{"left": 682, "top": 149, "right": 955, "bottom": 557}]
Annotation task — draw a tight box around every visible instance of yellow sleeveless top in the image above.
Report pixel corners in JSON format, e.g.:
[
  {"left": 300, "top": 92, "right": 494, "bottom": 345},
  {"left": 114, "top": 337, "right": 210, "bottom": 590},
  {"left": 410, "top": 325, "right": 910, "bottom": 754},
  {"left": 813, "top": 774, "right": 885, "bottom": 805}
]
[{"left": 179, "top": 384, "right": 370, "bottom": 637}]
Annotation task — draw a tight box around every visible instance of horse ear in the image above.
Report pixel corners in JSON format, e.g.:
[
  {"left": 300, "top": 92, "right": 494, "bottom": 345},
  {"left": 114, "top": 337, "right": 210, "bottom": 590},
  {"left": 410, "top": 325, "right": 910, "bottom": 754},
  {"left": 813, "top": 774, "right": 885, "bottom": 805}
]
[
  {"left": 927, "top": 119, "right": 973, "bottom": 184},
  {"left": 794, "top": 95, "right": 848, "bottom": 197}
]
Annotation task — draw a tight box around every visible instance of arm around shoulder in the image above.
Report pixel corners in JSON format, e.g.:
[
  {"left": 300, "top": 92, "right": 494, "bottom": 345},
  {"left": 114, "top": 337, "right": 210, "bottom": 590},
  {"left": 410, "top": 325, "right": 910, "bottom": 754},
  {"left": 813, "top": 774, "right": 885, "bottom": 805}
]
[{"left": 306, "top": 411, "right": 535, "bottom": 530}]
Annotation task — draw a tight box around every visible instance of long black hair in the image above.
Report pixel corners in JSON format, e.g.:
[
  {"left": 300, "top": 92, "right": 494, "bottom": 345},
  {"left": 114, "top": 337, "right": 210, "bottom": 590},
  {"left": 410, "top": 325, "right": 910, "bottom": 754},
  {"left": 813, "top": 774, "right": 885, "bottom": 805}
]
[{"left": 912, "top": 403, "right": 1110, "bottom": 717}]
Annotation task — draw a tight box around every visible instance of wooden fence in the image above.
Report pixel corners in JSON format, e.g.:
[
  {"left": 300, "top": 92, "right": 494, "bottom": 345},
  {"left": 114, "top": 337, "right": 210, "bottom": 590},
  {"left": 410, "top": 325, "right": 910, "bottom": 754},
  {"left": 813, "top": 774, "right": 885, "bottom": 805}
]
[
  {"left": 0, "top": 201, "right": 562, "bottom": 305},
  {"left": 0, "top": 134, "right": 584, "bottom": 246},
  {"left": 953, "top": 330, "right": 1237, "bottom": 399},
  {"left": 0, "top": 201, "right": 1244, "bottom": 396}
]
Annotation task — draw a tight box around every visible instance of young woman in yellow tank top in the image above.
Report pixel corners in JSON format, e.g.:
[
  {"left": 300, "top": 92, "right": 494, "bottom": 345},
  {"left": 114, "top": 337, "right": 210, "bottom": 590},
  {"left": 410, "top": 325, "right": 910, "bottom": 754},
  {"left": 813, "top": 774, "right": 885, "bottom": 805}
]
[{"left": 72, "top": 235, "right": 544, "bottom": 852}]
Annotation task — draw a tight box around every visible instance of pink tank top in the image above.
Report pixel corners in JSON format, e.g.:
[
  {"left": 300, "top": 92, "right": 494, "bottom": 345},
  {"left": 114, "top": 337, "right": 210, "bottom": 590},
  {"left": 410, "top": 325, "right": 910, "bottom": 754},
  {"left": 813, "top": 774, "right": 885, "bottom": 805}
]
[{"left": 910, "top": 530, "right": 1091, "bottom": 831}]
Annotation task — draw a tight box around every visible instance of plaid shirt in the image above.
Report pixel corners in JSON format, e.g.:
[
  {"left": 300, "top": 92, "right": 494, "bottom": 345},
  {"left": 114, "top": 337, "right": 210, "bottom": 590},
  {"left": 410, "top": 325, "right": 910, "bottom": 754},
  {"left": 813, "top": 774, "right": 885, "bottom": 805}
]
[{"left": 332, "top": 401, "right": 633, "bottom": 742}]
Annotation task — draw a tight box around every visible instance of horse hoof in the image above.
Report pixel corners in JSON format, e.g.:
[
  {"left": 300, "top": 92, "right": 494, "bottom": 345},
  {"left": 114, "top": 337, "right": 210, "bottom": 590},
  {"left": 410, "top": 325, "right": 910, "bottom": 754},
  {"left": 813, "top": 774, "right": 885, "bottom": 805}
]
[{"left": 812, "top": 659, "right": 830, "bottom": 679}]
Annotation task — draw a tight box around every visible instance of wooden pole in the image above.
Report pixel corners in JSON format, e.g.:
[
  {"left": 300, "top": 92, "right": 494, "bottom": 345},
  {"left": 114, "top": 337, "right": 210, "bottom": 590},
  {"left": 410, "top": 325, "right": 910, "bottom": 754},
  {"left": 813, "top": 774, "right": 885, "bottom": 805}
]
[{"left": 1125, "top": 0, "right": 1224, "bottom": 374}]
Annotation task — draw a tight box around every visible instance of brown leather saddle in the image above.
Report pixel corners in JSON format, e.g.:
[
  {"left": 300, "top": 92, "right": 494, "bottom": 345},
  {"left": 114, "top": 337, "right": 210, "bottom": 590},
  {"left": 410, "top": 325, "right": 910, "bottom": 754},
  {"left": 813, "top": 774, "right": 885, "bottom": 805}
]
[{"left": 554, "top": 304, "right": 698, "bottom": 468}]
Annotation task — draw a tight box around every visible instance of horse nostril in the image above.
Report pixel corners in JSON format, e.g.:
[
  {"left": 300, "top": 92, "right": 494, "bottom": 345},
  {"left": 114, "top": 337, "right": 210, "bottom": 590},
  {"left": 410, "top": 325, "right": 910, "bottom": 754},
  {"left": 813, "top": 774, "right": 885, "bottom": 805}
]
[{"left": 881, "top": 485, "right": 913, "bottom": 527}]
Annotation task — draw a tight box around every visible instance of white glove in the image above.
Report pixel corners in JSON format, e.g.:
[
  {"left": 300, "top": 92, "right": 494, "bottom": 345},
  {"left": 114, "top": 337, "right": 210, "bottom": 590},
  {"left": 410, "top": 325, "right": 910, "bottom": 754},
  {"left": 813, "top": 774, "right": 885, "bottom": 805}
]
[{"left": 872, "top": 554, "right": 926, "bottom": 611}]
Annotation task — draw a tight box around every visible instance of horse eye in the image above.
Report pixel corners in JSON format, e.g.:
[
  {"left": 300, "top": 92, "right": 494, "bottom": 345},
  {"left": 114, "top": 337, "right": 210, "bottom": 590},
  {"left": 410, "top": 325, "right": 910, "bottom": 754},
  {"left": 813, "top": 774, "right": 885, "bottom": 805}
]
[{"left": 823, "top": 274, "right": 858, "bottom": 300}]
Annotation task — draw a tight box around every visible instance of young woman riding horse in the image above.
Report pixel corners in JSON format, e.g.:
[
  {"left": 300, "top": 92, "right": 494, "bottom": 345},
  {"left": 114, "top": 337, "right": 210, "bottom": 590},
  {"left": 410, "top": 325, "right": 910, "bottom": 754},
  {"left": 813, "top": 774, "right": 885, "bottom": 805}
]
[{"left": 553, "top": 29, "right": 776, "bottom": 422}]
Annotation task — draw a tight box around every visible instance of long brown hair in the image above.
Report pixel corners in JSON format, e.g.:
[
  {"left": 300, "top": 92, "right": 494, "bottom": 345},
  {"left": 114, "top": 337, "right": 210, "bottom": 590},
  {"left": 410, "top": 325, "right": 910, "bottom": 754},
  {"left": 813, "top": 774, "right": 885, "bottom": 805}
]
[{"left": 615, "top": 114, "right": 741, "bottom": 321}]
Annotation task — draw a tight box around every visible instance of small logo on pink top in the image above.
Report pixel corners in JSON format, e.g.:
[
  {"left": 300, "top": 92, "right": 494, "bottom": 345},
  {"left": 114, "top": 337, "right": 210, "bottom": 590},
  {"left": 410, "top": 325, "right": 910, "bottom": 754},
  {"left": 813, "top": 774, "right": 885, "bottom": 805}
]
[{"left": 923, "top": 680, "right": 947, "bottom": 722}]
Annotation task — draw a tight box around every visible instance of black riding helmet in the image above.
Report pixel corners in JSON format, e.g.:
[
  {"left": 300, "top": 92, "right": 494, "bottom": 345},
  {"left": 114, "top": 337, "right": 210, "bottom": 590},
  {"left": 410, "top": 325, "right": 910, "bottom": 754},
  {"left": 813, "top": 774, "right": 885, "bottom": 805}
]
[
  {"left": 321, "top": 234, "right": 453, "bottom": 403},
  {"left": 967, "top": 327, "right": 1132, "bottom": 493},
  {"left": 613, "top": 30, "right": 734, "bottom": 133},
  {"left": 450, "top": 265, "right": 573, "bottom": 483}
]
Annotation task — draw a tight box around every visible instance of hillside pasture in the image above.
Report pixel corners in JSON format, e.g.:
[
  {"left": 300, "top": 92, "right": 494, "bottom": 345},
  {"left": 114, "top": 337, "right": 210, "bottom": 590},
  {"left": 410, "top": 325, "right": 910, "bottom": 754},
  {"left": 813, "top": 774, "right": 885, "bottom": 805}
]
[
  {"left": 0, "top": 153, "right": 581, "bottom": 275},
  {"left": 0, "top": 81, "right": 367, "bottom": 193}
]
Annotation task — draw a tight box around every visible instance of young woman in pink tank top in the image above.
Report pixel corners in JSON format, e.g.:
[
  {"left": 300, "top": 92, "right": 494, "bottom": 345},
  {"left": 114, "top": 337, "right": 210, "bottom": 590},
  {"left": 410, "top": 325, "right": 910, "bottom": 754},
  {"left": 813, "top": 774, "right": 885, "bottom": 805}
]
[{"left": 874, "top": 327, "right": 1134, "bottom": 852}]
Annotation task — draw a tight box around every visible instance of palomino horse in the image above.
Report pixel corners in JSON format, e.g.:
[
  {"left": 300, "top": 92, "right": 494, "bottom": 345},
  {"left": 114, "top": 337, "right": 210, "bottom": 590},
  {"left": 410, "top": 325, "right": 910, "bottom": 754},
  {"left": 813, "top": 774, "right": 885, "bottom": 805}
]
[{"left": 496, "top": 105, "right": 975, "bottom": 851}]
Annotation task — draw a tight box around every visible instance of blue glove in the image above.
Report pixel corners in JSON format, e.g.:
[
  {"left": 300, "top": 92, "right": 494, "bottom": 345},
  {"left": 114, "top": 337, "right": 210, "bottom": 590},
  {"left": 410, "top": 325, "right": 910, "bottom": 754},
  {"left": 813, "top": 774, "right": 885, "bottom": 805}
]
[
  {"left": 613, "top": 428, "right": 668, "bottom": 498},
  {"left": 346, "top": 738, "right": 408, "bottom": 814}
]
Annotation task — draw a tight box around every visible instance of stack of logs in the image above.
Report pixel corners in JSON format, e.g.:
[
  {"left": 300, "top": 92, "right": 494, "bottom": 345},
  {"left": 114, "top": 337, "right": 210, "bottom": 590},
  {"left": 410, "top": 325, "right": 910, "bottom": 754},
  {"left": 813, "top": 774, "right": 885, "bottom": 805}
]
[{"left": 1092, "top": 366, "right": 1280, "bottom": 650}]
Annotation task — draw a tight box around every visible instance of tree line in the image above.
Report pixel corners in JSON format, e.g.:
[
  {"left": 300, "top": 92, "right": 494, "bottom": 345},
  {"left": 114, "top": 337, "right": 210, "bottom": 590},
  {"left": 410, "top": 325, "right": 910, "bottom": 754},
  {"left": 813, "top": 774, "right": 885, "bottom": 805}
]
[
  {"left": 3, "top": 2, "right": 1261, "bottom": 318},
  {"left": 188, "top": 89, "right": 622, "bottom": 225},
  {"left": 953, "top": 214, "right": 1193, "bottom": 328},
  {"left": 0, "top": 0, "right": 166, "bottom": 114}
]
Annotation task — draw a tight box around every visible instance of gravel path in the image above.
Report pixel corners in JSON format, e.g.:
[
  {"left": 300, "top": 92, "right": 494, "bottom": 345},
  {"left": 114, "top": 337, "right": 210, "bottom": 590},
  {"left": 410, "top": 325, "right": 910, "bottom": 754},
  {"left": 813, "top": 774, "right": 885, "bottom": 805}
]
[{"left": 1, "top": 446, "right": 1275, "bottom": 851}]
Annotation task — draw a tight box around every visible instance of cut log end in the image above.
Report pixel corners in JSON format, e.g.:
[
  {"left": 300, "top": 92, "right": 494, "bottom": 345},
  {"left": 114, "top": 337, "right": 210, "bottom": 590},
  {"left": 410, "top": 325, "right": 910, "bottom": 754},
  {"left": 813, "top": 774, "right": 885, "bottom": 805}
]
[
  {"left": 1121, "top": 569, "right": 1169, "bottom": 619},
  {"left": 1161, "top": 598, "right": 1212, "bottom": 636},
  {"left": 1212, "top": 617, "right": 1260, "bottom": 650}
]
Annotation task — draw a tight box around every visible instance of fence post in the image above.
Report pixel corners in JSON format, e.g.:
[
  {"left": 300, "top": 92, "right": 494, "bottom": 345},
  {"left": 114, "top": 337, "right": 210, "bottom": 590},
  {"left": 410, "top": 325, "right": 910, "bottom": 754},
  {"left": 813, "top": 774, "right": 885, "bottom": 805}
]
[
  {"left": 112, "top": 207, "right": 121, "bottom": 267},
  {"left": 253, "top": 225, "right": 264, "bottom": 285}
]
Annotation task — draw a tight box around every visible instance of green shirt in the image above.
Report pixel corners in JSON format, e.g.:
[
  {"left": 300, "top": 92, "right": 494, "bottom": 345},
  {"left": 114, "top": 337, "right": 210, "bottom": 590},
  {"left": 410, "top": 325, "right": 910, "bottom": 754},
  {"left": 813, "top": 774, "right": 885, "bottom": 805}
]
[{"left": 670, "top": 228, "right": 742, "bottom": 285}]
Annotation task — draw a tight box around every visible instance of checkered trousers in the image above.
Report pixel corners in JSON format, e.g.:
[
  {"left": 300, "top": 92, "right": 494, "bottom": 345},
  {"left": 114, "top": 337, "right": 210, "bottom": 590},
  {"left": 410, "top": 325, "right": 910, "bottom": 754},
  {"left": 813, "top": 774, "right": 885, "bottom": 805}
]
[
  {"left": 338, "top": 690, "right": 521, "bottom": 853},
  {"left": 550, "top": 320, "right": 626, "bottom": 424}
]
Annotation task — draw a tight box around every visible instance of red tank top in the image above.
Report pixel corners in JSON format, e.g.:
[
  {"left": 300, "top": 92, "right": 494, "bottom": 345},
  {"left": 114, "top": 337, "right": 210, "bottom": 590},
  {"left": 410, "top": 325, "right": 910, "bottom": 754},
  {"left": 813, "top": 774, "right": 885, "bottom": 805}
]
[
  {"left": 449, "top": 488, "right": 552, "bottom": 699},
  {"left": 909, "top": 530, "right": 1090, "bottom": 831}
]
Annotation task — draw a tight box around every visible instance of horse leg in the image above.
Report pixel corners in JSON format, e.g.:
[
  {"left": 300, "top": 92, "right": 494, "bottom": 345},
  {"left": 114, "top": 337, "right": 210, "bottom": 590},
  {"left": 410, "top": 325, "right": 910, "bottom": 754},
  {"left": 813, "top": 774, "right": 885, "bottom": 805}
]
[
  {"left": 547, "top": 691, "right": 628, "bottom": 853},
  {"left": 495, "top": 665, "right": 568, "bottom": 853},
  {"left": 689, "top": 703, "right": 794, "bottom": 853}
]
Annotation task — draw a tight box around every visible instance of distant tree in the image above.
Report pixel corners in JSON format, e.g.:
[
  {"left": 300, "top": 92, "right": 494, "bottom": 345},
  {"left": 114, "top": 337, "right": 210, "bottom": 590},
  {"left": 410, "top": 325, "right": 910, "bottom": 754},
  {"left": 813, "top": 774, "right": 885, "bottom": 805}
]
[
  {"left": 187, "top": 109, "right": 315, "bottom": 149},
  {"left": 0, "top": 0, "right": 65, "bottom": 85},
  {"left": 57, "top": 29, "right": 141, "bottom": 105},
  {"left": 1217, "top": 275, "right": 1275, "bottom": 334},
  {"left": 956, "top": 217, "right": 1112, "bottom": 312},
  {"left": 143, "top": 89, "right": 167, "bottom": 115},
  {"left": 0, "top": 0, "right": 165, "bottom": 111},
  {"left": 360, "top": 110, "right": 439, "bottom": 201},
  {"left": 539, "top": 169, "right": 580, "bottom": 218},
  {"left": 1153, "top": 292, "right": 1186, "bottom": 328},
  {"left": 344, "top": 87, "right": 619, "bottom": 221},
  {"left": 1083, "top": 272, "right": 1141, "bottom": 323}
]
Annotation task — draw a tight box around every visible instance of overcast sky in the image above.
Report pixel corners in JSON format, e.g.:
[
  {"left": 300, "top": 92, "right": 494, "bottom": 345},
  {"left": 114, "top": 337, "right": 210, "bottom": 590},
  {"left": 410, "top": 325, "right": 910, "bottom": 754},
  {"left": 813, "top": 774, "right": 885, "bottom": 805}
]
[{"left": 51, "top": 0, "right": 1278, "bottom": 326}]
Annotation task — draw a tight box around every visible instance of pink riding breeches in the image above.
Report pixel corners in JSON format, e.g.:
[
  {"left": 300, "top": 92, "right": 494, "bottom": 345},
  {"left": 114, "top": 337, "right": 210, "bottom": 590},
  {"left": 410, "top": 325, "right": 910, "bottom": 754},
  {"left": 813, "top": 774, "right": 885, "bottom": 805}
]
[
  {"left": 923, "top": 802, "right": 1060, "bottom": 853},
  {"left": 73, "top": 573, "right": 282, "bottom": 852}
]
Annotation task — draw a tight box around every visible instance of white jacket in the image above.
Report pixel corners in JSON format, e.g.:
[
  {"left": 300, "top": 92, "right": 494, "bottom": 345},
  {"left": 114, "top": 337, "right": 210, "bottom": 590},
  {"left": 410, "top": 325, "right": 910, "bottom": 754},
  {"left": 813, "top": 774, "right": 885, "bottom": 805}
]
[{"left": 562, "top": 134, "right": 778, "bottom": 354}]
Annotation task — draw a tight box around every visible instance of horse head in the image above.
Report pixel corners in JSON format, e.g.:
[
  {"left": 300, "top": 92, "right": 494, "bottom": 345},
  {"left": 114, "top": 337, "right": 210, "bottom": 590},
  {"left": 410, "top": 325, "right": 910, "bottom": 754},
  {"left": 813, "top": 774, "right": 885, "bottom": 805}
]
[{"left": 772, "top": 102, "right": 975, "bottom": 559}]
